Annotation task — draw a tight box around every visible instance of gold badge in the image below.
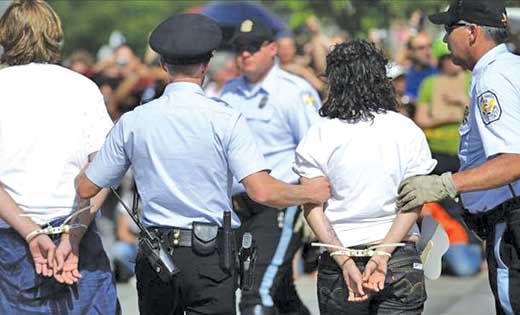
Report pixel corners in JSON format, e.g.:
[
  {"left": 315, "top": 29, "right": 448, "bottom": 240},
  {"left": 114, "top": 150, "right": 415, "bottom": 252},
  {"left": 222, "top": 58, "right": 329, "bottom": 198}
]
[{"left": 240, "top": 20, "right": 254, "bottom": 33}]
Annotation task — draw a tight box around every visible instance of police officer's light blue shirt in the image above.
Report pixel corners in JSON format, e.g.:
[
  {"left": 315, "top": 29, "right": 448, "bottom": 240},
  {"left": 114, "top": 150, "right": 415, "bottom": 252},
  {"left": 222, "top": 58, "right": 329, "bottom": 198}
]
[
  {"left": 86, "top": 82, "right": 268, "bottom": 228},
  {"left": 459, "top": 44, "right": 520, "bottom": 213},
  {"left": 220, "top": 64, "right": 321, "bottom": 193}
]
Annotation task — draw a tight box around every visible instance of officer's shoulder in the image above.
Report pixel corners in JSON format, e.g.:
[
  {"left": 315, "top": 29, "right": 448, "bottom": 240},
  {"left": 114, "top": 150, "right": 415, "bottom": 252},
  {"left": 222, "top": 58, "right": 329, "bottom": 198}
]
[
  {"left": 220, "top": 77, "right": 244, "bottom": 94},
  {"left": 276, "top": 68, "right": 314, "bottom": 91}
]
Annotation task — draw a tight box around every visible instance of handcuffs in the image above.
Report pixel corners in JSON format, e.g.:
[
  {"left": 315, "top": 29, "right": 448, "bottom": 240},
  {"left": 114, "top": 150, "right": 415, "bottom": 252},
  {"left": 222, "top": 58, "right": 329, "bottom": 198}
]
[
  {"left": 311, "top": 242, "right": 405, "bottom": 258},
  {"left": 24, "top": 205, "right": 92, "bottom": 242}
]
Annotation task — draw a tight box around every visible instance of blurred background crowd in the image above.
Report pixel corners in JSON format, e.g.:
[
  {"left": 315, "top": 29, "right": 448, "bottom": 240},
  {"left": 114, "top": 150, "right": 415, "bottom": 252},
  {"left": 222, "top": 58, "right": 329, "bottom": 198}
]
[{"left": 2, "top": 0, "right": 520, "bottom": 285}]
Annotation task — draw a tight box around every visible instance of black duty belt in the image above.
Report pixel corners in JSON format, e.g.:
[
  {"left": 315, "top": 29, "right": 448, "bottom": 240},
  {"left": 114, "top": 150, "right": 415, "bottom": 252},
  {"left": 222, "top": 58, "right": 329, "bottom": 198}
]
[
  {"left": 463, "top": 196, "right": 520, "bottom": 238},
  {"left": 148, "top": 228, "right": 198, "bottom": 247},
  {"left": 147, "top": 226, "right": 233, "bottom": 248}
]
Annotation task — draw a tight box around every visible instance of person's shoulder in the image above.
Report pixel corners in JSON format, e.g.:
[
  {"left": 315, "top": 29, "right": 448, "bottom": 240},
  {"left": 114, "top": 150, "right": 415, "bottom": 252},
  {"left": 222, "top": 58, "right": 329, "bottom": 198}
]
[
  {"left": 220, "top": 76, "right": 244, "bottom": 95},
  {"left": 380, "top": 111, "right": 423, "bottom": 133},
  {"left": 277, "top": 67, "right": 314, "bottom": 91}
]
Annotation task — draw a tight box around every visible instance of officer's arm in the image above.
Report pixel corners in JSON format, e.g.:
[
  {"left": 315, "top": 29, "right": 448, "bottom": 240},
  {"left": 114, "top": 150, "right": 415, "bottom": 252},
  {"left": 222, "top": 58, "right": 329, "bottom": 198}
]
[
  {"left": 241, "top": 171, "right": 330, "bottom": 209},
  {"left": 76, "top": 171, "right": 102, "bottom": 199},
  {"left": 452, "top": 153, "right": 520, "bottom": 193}
]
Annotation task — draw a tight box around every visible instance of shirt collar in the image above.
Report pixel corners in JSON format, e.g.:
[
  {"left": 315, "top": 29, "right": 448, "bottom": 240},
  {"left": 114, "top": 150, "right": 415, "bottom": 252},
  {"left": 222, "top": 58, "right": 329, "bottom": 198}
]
[
  {"left": 163, "top": 82, "right": 205, "bottom": 96},
  {"left": 238, "top": 63, "right": 279, "bottom": 96},
  {"left": 472, "top": 43, "right": 508, "bottom": 76}
]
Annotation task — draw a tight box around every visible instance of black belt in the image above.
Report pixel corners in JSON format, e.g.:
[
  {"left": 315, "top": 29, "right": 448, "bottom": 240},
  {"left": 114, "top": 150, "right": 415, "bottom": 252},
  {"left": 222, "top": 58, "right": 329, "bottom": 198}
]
[
  {"left": 148, "top": 227, "right": 198, "bottom": 247},
  {"left": 463, "top": 196, "right": 520, "bottom": 238},
  {"left": 147, "top": 227, "right": 232, "bottom": 248}
]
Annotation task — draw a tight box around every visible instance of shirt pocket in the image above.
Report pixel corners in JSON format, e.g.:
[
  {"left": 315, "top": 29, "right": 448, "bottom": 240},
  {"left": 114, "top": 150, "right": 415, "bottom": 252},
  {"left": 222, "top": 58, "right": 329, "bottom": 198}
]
[{"left": 241, "top": 98, "right": 274, "bottom": 122}]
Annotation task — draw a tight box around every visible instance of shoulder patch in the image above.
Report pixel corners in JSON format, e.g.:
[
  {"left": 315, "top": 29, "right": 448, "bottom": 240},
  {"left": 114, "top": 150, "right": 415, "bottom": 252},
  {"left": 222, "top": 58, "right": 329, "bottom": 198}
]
[
  {"left": 300, "top": 91, "right": 318, "bottom": 108},
  {"left": 477, "top": 90, "right": 501, "bottom": 125}
]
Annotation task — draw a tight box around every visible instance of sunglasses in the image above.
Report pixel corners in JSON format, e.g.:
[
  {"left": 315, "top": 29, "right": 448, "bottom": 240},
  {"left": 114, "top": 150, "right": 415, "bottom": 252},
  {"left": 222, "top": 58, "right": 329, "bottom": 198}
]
[
  {"left": 233, "top": 41, "right": 268, "bottom": 54},
  {"left": 444, "top": 22, "right": 470, "bottom": 34}
]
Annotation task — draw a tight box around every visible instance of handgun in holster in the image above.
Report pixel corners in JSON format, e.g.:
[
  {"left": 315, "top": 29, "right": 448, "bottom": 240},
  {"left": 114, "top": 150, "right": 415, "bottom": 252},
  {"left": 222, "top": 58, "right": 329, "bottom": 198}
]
[
  {"left": 111, "top": 188, "right": 180, "bottom": 282},
  {"left": 238, "top": 232, "right": 257, "bottom": 291}
]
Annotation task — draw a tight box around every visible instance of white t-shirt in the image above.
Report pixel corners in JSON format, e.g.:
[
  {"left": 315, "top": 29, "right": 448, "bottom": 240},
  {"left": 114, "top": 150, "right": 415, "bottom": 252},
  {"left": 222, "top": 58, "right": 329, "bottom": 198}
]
[
  {"left": 0, "top": 63, "right": 113, "bottom": 227},
  {"left": 293, "top": 111, "right": 436, "bottom": 247}
]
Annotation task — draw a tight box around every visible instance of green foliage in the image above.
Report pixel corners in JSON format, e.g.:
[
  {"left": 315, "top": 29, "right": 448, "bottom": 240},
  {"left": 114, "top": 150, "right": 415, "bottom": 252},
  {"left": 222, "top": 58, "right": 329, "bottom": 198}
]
[
  {"left": 48, "top": 0, "right": 203, "bottom": 57},
  {"left": 45, "top": 0, "right": 520, "bottom": 58}
]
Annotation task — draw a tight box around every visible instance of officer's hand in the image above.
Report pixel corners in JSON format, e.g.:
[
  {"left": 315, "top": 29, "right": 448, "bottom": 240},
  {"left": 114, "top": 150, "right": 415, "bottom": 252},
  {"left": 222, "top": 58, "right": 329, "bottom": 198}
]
[
  {"left": 397, "top": 172, "right": 457, "bottom": 211},
  {"left": 53, "top": 234, "right": 82, "bottom": 284},
  {"left": 300, "top": 176, "right": 331, "bottom": 204},
  {"left": 28, "top": 234, "right": 56, "bottom": 277}
]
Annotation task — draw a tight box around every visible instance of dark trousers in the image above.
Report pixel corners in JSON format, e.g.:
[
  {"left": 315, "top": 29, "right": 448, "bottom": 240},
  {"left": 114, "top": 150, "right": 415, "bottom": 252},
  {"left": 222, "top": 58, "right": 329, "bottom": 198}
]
[
  {"left": 0, "top": 220, "right": 120, "bottom": 315},
  {"left": 235, "top": 194, "right": 309, "bottom": 314},
  {"left": 317, "top": 242, "right": 426, "bottom": 315},
  {"left": 484, "top": 207, "right": 520, "bottom": 315},
  {"left": 135, "top": 245, "right": 237, "bottom": 315}
]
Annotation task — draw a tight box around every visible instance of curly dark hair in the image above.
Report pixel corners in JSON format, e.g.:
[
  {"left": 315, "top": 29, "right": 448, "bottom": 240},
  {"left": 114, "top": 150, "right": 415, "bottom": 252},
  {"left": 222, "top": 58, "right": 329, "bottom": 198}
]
[{"left": 319, "top": 40, "right": 398, "bottom": 123}]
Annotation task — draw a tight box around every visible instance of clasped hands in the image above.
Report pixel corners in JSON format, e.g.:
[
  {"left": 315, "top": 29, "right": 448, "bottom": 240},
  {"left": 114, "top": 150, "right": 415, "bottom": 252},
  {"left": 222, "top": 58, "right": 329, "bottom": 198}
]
[
  {"left": 27, "top": 231, "right": 82, "bottom": 285},
  {"left": 340, "top": 254, "right": 389, "bottom": 302}
]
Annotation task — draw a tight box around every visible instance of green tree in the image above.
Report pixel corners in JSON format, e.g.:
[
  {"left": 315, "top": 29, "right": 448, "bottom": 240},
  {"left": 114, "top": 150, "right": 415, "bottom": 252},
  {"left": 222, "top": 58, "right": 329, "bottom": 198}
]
[{"left": 48, "top": 0, "right": 204, "bottom": 57}]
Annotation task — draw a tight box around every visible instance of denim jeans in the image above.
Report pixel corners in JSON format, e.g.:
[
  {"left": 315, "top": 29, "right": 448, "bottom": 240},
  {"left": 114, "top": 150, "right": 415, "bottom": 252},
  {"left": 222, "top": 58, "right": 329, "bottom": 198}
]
[
  {"left": 317, "top": 242, "right": 426, "bottom": 315},
  {"left": 443, "top": 243, "right": 482, "bottom": 277},
  {"left": 111, "top": 241, "right": 138, "bottom": 280},
  {"left": 0, "top": 219, "right": 120, "bottom": 315}
]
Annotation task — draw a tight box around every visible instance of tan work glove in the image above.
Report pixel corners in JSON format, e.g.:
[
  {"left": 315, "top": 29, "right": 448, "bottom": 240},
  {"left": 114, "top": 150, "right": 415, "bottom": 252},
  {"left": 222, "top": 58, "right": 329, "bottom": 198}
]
[{"left": 397, "top": 172, "right": 457, "bottom": 212}]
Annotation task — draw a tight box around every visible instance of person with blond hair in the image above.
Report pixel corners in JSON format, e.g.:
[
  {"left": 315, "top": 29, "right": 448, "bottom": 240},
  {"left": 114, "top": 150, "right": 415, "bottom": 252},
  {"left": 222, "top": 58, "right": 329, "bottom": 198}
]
[{"left": 0, "top": 0, "right": 119, "bottom": 313}]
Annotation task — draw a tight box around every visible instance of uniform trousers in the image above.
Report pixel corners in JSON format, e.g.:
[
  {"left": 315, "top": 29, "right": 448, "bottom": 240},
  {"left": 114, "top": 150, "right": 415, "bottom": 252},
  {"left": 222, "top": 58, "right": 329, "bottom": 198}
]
[
  {"left": 135, "top": 244, "right": 237, "bottom": 315},
  {"left": 0, "top": 219, "right": 120, "bottom": 315},
  {"left": 234, "top": 194, "right": 310, "bottom": 315},
  {"left": 317, "top": 242, "right": 426, "bottom": 315}
]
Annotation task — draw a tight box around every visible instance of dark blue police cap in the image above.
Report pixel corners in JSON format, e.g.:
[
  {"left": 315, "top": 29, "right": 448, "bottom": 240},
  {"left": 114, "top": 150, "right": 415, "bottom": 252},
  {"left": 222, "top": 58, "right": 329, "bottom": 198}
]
[
  {"left": 429, "top": 0, "right": 508, "bottom": 28},
  {"left": 149, "top": 14, "right": 222, "bottom": 65}
]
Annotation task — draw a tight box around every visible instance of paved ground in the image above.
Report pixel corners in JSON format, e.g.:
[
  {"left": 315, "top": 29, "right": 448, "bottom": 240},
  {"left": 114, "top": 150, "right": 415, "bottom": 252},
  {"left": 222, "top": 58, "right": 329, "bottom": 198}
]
[{"left": 117, "top": 271, "right": 495, "bottom": 315}]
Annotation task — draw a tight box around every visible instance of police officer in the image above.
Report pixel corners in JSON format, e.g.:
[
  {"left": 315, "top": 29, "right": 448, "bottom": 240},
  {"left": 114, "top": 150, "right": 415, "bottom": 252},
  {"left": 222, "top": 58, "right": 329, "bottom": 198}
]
[
  {"left": 220, "top": 20, "right": 321, "bottom": 315},
  {"left": 397, "top": 1, "right": 520, "bottom": 314},
  {"left": 75, "top": 14, "right": 330, "bottom": 315}
]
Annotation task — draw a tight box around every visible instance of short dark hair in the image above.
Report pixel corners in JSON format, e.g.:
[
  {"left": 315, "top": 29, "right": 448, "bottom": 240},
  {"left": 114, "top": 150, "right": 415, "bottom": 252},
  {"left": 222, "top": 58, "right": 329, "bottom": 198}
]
[
  {"left": 481, "top": 25, "right": 508, "bottom": 44},
  {"left": 320, "top": 40, "right": 398, "bottom": 123}
]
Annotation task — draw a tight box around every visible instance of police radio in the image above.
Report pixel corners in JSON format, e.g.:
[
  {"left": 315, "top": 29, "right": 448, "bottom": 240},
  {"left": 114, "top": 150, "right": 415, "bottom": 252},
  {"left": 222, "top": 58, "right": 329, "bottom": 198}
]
[{"left": 111, "top": 188, "right": 179, "bottom": 282}]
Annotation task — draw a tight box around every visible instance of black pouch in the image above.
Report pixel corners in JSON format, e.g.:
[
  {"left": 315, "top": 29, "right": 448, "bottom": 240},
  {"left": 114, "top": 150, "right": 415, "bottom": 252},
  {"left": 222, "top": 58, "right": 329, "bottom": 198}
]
[{"left": 192, "top": 222, "right": 219, "bottom": 256}]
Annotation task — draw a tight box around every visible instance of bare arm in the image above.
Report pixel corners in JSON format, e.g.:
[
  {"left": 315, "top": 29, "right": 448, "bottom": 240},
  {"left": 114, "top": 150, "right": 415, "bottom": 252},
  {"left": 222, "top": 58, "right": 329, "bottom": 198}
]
[
  {"left": 303, "top": 202, "right": 367, "bottom": 301},
  {"left": 116, "top": 213, "right": 139, "bottom": 244},
  {"left": 0, "top": 182, "right": 40, "bottom": 238},
  {"left": 414, "top": 103, "right": 460, "bottom": 129},
  {"left": 241, "top": 171, "right": 330, "bottom": 209},
  {"left": 453, "top": 153, "right": 520, "bottom": 193}
]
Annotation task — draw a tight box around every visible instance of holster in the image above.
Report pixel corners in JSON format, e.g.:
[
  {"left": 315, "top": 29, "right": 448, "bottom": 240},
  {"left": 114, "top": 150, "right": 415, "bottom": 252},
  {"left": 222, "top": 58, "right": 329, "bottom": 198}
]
[{"left": 192, "top": 222, "right": 219, "bottom": 256}]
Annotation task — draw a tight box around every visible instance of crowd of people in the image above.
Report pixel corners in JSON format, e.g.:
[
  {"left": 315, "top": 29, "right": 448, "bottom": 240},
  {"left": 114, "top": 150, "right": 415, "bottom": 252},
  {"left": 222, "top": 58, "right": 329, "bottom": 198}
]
[{"left": 2, "top": 0, "right": 520, "bottom": 314}]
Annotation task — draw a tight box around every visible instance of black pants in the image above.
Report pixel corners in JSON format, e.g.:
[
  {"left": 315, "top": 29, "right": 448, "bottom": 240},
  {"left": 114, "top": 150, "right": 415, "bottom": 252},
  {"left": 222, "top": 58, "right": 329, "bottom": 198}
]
[
  {"left": 235, "top": 194, "right": 309, "bottom": 314},
  {"left": 484, "top": 207, "right": 520, "bottom": 315},
  {"left": 135, "top": 246, "right": 237, "bottom": 315},
  {"left": 317, "top": 243, "right": 426, "bottom": 315}
]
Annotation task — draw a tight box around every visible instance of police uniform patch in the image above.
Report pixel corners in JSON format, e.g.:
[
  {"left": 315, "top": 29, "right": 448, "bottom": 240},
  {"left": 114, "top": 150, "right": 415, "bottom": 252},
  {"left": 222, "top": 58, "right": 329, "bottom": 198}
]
[
  {"left": 301, "top": 91, "right": 318, "bottom": 108},
  {"left": 240, "top": 20, "right": 253, "bottom": 33},
  {"left": 478, "top": 90, "right": 501, "bottom": 125}
]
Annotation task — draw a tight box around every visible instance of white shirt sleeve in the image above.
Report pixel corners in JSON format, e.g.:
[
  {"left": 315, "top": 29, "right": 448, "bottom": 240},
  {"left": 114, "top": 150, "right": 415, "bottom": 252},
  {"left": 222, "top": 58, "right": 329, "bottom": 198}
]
[
  {"left": 293, "top": 125, "right": 326, "bottom": 178},
  {"left": 474, "top": 71, "right": 520, "bottom": 157},
  {"left": 404, "top": 125, "right": 437, "bottom": 178}
]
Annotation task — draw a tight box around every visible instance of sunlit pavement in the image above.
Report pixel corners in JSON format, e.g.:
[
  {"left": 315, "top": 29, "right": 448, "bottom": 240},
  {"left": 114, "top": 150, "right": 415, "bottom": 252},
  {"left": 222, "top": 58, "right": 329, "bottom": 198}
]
[{"left": 117, "top": 271, "right": 495, "bottom": 315}]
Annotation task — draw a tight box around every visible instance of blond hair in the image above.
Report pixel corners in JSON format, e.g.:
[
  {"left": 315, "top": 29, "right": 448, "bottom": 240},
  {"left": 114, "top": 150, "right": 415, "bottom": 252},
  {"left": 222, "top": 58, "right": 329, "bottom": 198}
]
[{"left": 0, "top": 0, "right": 63, "bottom": 65}]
